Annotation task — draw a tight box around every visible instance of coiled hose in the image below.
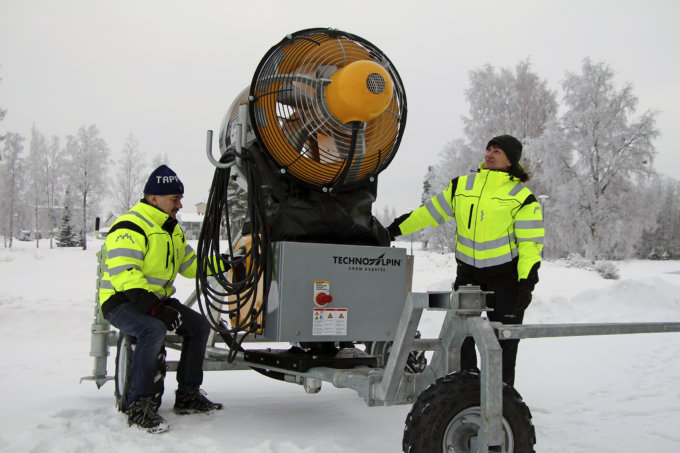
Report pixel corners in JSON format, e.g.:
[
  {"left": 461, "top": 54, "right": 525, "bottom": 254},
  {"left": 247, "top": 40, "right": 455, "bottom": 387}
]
[{"left": 194, "top": 154, "right": 272, "bottom": 363}]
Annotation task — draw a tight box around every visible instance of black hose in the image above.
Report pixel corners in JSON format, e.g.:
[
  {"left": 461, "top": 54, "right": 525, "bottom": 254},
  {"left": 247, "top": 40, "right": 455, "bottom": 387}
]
[{"left": 195, "top": 150, "right": 272, "bottom": 363}]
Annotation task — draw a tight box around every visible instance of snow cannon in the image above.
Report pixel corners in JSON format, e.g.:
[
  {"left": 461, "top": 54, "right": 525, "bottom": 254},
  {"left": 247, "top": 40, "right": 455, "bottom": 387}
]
[{"left": 198, "top": 27, "right": 409, "bottom": 360}]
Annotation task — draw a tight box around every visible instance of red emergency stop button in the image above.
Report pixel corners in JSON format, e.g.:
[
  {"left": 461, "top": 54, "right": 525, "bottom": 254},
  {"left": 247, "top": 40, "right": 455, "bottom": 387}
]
[{"left": 315, "top": 292, "right": 333, "bottom": 305}]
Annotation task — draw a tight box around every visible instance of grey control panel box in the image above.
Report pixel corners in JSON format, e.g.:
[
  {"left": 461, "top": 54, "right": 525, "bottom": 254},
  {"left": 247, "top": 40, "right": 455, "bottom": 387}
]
[{"left": 262, "top": 241, "right": 409, "bottom": 342}]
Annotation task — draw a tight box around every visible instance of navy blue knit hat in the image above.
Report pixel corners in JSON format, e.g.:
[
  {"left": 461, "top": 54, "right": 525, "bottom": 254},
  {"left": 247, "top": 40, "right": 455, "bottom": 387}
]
[
  {"left": 144, "top": 165, "right": 184, "bottom": 195},
  {"left": 487, "top": 135, "right": 523, "bottom": 166}
]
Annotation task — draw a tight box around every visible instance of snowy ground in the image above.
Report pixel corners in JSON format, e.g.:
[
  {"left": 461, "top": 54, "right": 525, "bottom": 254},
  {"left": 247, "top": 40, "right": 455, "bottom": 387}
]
[{"left": 1, "top": 238, "right": 679, "bottom": 452}]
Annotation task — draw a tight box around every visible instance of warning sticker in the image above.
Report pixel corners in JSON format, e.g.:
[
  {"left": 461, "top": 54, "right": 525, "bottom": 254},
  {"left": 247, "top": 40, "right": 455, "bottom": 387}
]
[
  {"left": 313, "top": 308, "right": 348, "bottom": 336},
  {"left": 314, "top": 281, "right": 333, "bottom": 306}
]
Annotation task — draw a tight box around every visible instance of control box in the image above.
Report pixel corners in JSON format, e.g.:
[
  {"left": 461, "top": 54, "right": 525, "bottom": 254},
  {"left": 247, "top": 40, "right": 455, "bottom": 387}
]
[{"left": 262, "top": 241, "right": 410, "bottom": 342}]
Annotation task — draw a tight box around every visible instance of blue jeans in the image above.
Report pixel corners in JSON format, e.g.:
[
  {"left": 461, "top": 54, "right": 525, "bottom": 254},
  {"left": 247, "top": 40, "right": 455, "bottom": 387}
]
[{"left": 105, "top": 299, "right": 211, "bottom": 403}]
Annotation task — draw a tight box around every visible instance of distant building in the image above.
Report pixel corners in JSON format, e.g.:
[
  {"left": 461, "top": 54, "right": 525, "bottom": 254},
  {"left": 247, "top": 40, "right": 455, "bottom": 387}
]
[
  {"left": 195, "top": 202, "right": 207, "bottom": 215},
  {"left": 177, "top": 212, "right": 204, "bottom": 240}
]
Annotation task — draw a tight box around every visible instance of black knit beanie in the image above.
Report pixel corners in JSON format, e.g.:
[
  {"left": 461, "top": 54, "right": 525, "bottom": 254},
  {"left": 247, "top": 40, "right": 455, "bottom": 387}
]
[
  {"left": 144, "top": 165, "right": 184, "bottom": 195},
  {"left": 486, "top": 135, "right": 523, "bottom": 166}
]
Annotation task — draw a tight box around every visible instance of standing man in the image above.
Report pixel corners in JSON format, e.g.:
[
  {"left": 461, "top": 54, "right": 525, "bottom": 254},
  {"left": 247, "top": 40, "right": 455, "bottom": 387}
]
[
  {"left": 388, "top": 135, "right": 544, "bottom": 386},
  {"left": 99, "top": 165, "right": 222, "bottom": 433}
]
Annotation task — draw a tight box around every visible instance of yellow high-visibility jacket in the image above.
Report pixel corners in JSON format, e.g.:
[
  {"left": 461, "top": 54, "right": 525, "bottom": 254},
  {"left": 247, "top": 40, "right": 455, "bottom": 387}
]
[
  {"left": 98, "top": 201, "right": 199, "bottom": 314},
  {"left": 398, "top": 165, "right": 544, "bottom": 282}
]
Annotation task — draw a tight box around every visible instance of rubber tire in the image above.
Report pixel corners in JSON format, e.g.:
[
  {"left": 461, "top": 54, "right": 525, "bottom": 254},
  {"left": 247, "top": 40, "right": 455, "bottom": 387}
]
[
  {"left": 402, "top": 370, "right": 536, "bottom": 453},
  {"left": 114, "top": 334, "right": 167, "bottom": 413}
]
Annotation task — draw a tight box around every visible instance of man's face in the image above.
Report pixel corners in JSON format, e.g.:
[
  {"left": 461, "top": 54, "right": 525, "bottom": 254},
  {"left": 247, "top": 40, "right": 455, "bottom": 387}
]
[
  {"left": 150, "top": 194, "right": 183, "bottom": 218},
  {"left": 485, "top": 145, "right": 512, "bottom": 171}
]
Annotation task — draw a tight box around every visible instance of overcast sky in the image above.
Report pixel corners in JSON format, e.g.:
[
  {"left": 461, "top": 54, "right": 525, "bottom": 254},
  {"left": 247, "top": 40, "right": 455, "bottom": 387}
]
[{"left": 1, "top": 0, "right": 679, "bottom": 215}]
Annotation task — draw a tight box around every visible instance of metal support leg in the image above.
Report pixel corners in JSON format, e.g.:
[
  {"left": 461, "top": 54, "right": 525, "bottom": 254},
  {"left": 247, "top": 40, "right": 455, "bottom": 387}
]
[
  {"left": 376, "top": 292, "right": 425, "bottom": 402},
  {"left": 424, "top": 286, "right": 504, "bottom": 453},
  {"left": 81, "top": 321, "right": 114, "bottom": 388},
  {"left": 428, "top": 310, "right": 467, "bottom": 380},
  {"left": 468, "top": 316, "right": 504, "bottom": 452}
]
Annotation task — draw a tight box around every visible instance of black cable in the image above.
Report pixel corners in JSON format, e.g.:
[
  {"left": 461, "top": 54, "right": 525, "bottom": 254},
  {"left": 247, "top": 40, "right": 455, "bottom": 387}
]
[{"left": 195, "top": 150, "right": 272, "bottom": 363}]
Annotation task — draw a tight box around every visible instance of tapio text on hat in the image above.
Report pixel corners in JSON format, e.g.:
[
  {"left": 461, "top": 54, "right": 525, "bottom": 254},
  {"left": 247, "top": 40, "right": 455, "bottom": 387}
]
[{"left": 156, "top": 175, "right": 181, "bottom": 184}]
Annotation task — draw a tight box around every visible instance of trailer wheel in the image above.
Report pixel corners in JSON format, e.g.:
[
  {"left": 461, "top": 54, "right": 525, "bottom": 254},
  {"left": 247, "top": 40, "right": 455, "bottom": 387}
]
[
  {"left": 114, "top": 334, "right": 166, "bottom": 413},
  {"left": 402, "top": 371, "right": 535, "bottom": 453}
]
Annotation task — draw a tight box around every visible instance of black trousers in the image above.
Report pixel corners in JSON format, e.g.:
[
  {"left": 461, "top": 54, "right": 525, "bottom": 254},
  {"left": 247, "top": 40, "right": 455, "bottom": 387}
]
[{"left": 454, "top": 271, "right": 524, "bottom": 386}]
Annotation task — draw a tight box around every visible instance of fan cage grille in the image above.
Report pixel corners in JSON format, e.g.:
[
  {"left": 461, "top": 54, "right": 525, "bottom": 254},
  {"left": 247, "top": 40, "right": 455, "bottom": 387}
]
[{"left": 249, "top": 29, "right": 407, "bottom": 190}]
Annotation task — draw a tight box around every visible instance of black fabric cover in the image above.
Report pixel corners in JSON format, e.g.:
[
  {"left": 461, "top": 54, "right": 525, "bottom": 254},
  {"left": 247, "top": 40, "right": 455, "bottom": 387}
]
[{"left": 245, "top": 144, "right": 390, "bottom": 246}]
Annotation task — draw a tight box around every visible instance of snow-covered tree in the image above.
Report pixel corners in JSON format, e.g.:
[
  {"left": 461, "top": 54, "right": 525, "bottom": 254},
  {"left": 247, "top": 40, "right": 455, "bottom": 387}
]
[
  {"left": 65, "top": 124, "right": 110, "bottom": 250},
  {"left": 56, "top": 186, "right": 81, "bottom": 247},
  {"left": 0, "top": 68, "right": 7, "bottom": 151},
  {"left": 0, "top": 133, "right": 25, "bottom": 247},
  {"left": 45, "top": 136, "right": 64, "bottom": 249},
  {"left": 375, "top": 205, "right": 397, "bottom": 228},
  {"left": 27, "top": 125, "right": 47, "bottom": 248},
  {"left": 223, "top": 179, "right": 248, "bottom": 236},
  {"left": 560, "top": 59, "right": 659, "bottom": 259},
  {"left": 639, "top": 176, "right": 680, "bottom": 259},
  {"left": 463, "top": 59, "right": 558, "bottom": 150},
  {"left": 523, "top": 123, "right": 581, "bottom": 258},
  {"left": 150, "top": 153, "right": 170, "bottom": 173},
  {"left": 113, "top": 134, "right": 146, "bottom": 213}
]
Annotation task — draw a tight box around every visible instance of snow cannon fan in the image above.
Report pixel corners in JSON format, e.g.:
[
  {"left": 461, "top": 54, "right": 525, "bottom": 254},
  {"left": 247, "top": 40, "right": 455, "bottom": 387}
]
[{"left": 241, "top": 28, "right": 407, "bottom": 191}]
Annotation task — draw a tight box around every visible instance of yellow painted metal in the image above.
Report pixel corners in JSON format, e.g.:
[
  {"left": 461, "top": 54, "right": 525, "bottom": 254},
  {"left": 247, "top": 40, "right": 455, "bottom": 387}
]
[{"left": 325, "top": 60, "right": 394, "bottom": 123}]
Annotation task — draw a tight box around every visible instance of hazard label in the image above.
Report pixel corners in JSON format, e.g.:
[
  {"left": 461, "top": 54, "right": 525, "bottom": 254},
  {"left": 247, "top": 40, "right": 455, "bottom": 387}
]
[{"left": 312, "top": 308, "right": 348, "bottom": 336}]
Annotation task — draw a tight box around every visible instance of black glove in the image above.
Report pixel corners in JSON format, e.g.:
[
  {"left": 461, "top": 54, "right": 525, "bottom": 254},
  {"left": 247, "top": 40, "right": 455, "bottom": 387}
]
[
  {"left": 515, "top": 284, "right": 533, "bottom": 311},
  {"left": 150, "top": 301, "right": 183, "bottom": 332},
  {"left": 386, "top": 212, "right": 412, "bottom": 241},
  {"left": 125, "top": 288, "right": 163, "bottom": 314},
  {"left": 386, "top": 223, "right": 401, "bottom": 241},
  {"left": 220, "top": 253, "right": 247, "bottom": 280}
]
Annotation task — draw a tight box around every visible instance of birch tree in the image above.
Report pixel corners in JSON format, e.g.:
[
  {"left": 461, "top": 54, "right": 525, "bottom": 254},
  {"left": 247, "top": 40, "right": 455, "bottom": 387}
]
[
  {"left": 523, "top": 123, "right": 582, "bottom": 258},
  {"left": 65, "top": 124, "right": 110, "bottom": 250},
  {"left": 113, "top": 134, "right": 146, "bottom": 213},
  {"left": 150, "top": 153, "right": 170, "bottom": 172},
  {"left": 27, "top": 125, "right": 47, "bottom": 247},
  {"left": 0, "top": 133, "right": 25, "bottom": 247},
  {"left": 560, "top": 59, "right": 659, "bottom": 259},
  {"left": 0, "top": 68, "right": 7, "bottom": 152},
  {"left": 45, "top": 136, "right": 63, "bottom": 248},
  {"left": 463, "top": 59, "right": 558, "bottom": 150}
]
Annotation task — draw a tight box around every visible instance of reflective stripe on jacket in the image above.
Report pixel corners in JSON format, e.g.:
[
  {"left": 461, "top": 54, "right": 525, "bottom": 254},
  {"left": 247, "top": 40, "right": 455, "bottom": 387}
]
[
  {"left": 398, "top": 165, "right": 544, "bottom": 281},
  {"left": 98, "top": 201, "right": 198, "bottom": 306}
]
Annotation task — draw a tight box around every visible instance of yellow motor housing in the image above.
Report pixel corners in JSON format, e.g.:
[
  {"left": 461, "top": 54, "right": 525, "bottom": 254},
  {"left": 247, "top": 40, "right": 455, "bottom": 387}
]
[{"left": 325, "top": 60, "right": 394, "bottom": 124}]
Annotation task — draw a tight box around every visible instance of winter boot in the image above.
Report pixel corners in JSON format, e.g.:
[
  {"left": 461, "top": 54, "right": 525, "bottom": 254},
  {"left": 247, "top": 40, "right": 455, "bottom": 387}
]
[
  {"left": 127, "top": 397, "right": 169, "bottom": 433},
  {"left": 173, "top": 388, "right": 223, "bottom": 415}
]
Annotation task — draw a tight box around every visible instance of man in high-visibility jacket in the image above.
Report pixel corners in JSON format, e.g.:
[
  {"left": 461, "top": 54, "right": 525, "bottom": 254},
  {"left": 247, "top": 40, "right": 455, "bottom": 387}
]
[
  {"left": 99, "top": 165, "right": 222, "bottom": 433},
  {"left": 388, "top": 135, "right": 544, "bottom": 386}
]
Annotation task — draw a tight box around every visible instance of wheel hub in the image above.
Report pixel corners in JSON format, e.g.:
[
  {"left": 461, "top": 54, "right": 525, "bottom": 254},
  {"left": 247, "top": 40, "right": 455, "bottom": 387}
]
[{"left": 442, "top": 407, "right": 514, "bottom": 453}]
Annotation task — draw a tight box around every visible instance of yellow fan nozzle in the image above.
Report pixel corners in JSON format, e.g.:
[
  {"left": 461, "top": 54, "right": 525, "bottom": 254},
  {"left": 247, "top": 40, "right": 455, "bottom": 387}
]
[{"left": 325, "top": 60, "right": 394, "bottom": 124}]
